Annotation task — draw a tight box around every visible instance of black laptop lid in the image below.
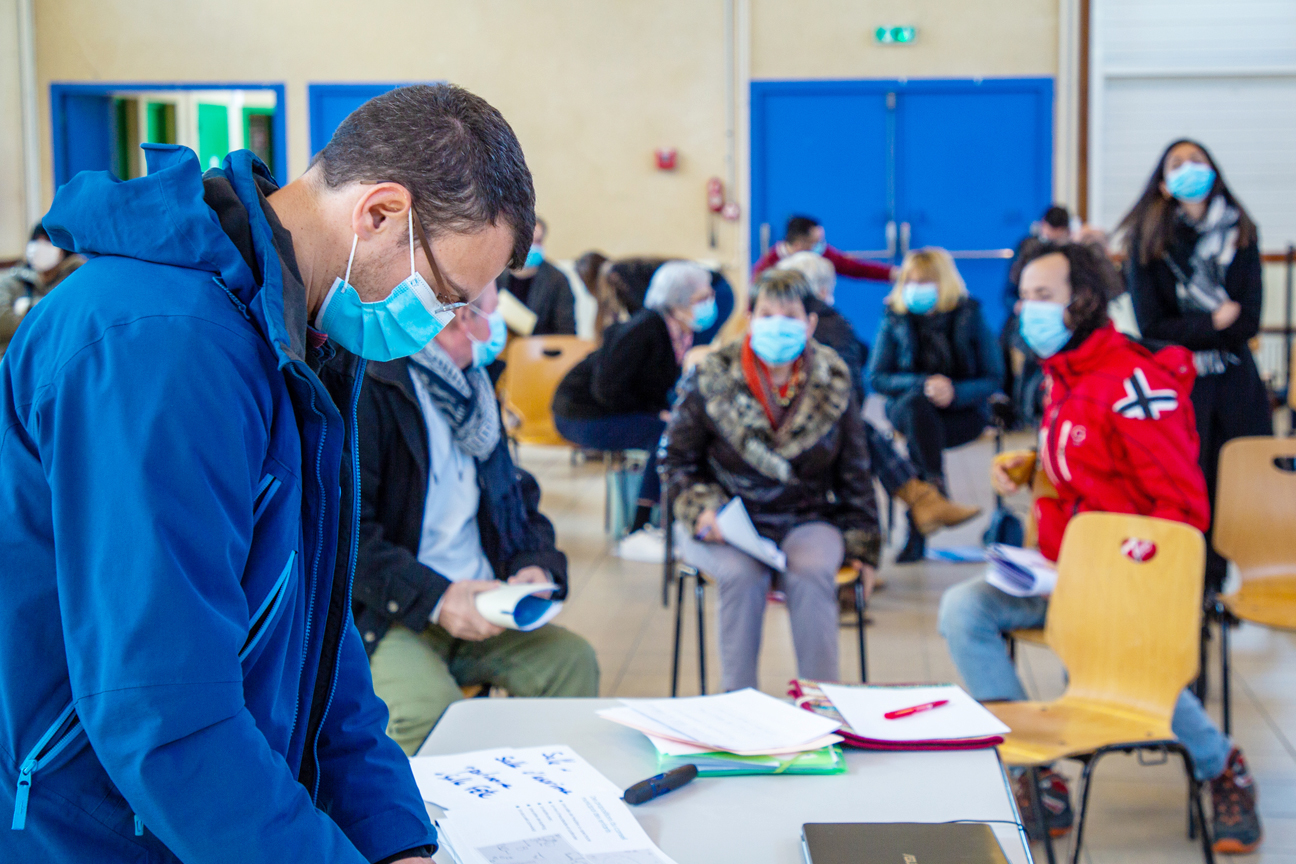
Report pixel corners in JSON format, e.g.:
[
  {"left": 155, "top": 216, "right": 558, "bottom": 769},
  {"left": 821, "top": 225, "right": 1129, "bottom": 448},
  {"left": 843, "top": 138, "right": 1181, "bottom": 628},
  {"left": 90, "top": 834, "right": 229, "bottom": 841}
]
[{"left": 801, "top": 822, "right": 1012, "bottom": 864}]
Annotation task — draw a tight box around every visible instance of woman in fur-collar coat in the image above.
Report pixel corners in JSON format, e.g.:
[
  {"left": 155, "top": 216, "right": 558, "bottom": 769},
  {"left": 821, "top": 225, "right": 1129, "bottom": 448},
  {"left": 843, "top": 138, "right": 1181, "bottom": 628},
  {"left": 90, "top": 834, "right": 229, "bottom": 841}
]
[{"left": 662, "top": 270, "right": 881, "bottom": 692}]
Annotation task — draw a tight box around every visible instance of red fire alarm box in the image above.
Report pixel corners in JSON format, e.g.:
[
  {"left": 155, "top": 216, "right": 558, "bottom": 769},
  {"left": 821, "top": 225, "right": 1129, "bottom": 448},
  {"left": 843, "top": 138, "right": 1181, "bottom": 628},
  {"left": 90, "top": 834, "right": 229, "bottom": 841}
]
[{"left": 655, "top": 147, "right": 678, "bottom": 171}]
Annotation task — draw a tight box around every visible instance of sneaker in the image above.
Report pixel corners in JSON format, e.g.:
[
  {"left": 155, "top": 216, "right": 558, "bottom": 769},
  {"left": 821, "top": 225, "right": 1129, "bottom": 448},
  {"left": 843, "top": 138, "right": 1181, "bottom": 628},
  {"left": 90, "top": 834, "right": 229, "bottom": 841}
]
[
  {"left": 1011, "top": 767, "right": 1074, "bottom": 840},
  {"left": 1211, "top": 748, "right": 1262, "bottom": 854},
  {"left": 616, "top": 527, "right": 670, "bottom": 562}
]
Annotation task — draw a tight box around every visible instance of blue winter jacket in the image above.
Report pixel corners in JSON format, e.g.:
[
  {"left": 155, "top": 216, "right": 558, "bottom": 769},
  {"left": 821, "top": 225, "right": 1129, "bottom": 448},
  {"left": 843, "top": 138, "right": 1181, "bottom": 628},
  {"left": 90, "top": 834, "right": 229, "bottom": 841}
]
[{"left": 0, "top": 146, "right": 436, "bottom": 863}]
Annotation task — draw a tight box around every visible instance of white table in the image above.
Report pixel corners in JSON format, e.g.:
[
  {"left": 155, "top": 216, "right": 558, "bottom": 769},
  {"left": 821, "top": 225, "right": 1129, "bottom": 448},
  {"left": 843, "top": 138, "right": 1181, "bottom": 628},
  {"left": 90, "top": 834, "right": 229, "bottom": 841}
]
[{"left": 417, "top": 698, "right": 1033, "bottom": 864}]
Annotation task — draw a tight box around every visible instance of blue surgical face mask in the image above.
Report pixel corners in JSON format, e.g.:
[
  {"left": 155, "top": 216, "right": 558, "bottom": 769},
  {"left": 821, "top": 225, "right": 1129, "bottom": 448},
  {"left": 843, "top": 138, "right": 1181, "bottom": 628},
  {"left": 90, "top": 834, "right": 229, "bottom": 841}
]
[
  {"left": 470, "top": 310, "right": 508, "bottom": 368},
  {"left": 810, "top": 238, "right": 827, "bottom": 256},
  {"left": 1165, "top": 161, "right": 1216, "bottom": 204},
  {"left": 749, "top": 315, "right": 808, "bottom": 365},
  {"left": 1019, "top": 300, "right": 1073, "bottom": 358},
  {"left": 523, "top": 244, "right": 544, "bottom": 269},
  {"left": 315, "top": 210, "right": 462, "bottom": 361},
  {"left": 689, "top": 296, "right": 718, "bottom": 332},
  {"left": 902, "top": 281, "right": 939, "bottom": 315}
]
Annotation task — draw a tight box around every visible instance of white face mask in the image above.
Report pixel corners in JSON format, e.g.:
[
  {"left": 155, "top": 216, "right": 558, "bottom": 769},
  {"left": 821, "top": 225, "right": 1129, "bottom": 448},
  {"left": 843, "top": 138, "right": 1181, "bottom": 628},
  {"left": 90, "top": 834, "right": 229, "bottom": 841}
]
[{"left": 26, "top": 240, "right": 62, "bottom": 273}]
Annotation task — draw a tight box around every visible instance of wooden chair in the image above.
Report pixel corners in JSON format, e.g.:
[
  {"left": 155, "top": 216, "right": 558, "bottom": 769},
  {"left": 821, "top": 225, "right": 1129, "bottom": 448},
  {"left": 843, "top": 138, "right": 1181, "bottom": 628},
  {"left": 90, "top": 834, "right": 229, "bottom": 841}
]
[
  {"left": 662, "top": 487, "right": 869, "bottom": 696},
  {"left": 498, "top": 335, "right": 595, "bottom": 447},
  {"left": 986, "top": 513, "right": 1213, "bottom": 864},
  {"left": 1211, "top": 436, "right": 1296, "bottom": 735}
]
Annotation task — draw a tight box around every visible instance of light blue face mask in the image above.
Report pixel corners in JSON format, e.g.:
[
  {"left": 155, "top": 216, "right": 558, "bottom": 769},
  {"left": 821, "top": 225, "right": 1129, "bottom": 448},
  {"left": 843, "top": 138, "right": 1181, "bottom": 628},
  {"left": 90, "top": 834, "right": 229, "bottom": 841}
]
[
  {"left": 470, "top": 310, "right": 508, "bottom": 368},
  {"left": 1019, "top": 300, "right": 1073, "bottom": 358},
  {"left": 750, "top": 315, "right": 808, "bottom": 365},
  {"left": 1165, "top": 161, "right": 1216, "bottom": 204},
  {"left": 315, "top": 209, "right": 462, "bottom": 361},
  {"left": 523, "top": 244, "right": 544, "bottom": 269},
  {"left": 690, "top": 296, "right": 718, "bottom": 332},
  {"left": 810, "top": 238, "right": 827, "bottom": 256},
  {"left": 902, "top": 282, "right": 940, "bottom": 315}
]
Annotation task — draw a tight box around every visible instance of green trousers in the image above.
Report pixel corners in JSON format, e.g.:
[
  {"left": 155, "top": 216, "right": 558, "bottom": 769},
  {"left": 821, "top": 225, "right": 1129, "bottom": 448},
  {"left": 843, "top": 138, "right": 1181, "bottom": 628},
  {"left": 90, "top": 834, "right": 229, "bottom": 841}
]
[{"left": 369, "top": 622, "right": 600, "bottom": 755}]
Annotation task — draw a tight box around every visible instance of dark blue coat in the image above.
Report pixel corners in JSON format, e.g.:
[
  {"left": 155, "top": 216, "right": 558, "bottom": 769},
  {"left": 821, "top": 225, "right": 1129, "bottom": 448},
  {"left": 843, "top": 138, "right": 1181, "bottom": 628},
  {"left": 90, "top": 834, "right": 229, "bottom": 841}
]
[
  {"left": 867, "top": 297, "right": 1003, "bottom": 412},
  {"left": 0, "top": 146, "right": 434, "bottom": 862}
]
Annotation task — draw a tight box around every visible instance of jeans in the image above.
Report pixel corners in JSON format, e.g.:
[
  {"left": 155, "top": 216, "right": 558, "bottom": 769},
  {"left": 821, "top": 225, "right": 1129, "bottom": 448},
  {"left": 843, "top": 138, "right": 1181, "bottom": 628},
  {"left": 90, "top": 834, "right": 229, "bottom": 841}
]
[
  {"left": 676, "top": 521, "right": 844, "bottom": 692},
  {"left": 937, "top": 576, "right": 1232, "bottom": 781},
  {"left": 555, "top": 413, "right": 667, "bottom": 506},
  {"left": 864, "top": 421, "right": 917, "bottom": 496},
  {"left": 885, "top": 388, "right": 986, "bottom": 485}
]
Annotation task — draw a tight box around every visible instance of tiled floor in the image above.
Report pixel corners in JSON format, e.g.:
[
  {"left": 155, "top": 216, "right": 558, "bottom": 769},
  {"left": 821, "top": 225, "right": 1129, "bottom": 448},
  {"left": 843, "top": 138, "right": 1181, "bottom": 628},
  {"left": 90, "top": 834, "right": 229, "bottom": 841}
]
[{"left": 516, "top": 405, "right": 1296, "bottom": 863}]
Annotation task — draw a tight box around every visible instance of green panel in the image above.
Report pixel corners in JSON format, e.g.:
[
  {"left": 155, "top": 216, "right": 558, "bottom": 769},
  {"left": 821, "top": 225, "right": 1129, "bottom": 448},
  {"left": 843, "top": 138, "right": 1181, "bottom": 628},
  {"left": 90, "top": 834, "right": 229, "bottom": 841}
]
[
  {"left": 197, "top": 103, "right": 230, "bottom": 170},
  {"left": 113, "top": 99, "right": 131, "bottom": 180},
  {"left": 243, "top": 107, "right": 275, "bottom": 170},
  {"left": 145, "top": 102, "right": 176, "bottom": 144}
]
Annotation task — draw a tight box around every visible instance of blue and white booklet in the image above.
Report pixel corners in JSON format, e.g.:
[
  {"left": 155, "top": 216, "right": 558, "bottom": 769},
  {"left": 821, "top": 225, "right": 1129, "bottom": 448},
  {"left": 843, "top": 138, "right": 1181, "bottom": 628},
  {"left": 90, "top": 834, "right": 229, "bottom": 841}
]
[{"left": 984, "top": 544, "right": 1057, "bottom": 597}]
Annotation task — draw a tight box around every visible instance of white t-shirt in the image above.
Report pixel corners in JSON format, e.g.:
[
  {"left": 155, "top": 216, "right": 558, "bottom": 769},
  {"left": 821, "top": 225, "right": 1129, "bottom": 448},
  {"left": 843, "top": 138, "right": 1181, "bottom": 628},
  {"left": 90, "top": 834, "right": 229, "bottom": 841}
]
[{"left": 409, "top": 365, "right": 496, "bottom": 597}]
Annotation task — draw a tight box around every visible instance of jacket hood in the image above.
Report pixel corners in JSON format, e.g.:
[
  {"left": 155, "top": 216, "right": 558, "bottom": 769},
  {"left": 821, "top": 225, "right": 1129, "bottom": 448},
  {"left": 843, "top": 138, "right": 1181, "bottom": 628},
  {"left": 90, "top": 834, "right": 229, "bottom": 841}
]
[{"left": 42, "top": 144, "right": 297, "bottom": 364}]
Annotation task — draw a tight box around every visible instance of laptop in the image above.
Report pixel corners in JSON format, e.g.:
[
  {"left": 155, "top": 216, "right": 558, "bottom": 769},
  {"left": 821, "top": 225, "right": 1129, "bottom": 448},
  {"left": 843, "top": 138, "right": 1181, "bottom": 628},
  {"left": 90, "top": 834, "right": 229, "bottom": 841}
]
[{"left": 801, "top": 822, "right": 1012, "bottom": 864}]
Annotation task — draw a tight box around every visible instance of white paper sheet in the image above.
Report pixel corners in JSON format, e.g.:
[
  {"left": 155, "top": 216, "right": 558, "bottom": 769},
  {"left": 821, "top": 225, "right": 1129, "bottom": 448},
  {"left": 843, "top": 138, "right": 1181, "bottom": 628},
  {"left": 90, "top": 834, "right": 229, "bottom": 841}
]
[
  {"left": 437, "top": 794, "right": 677, "bottom": 864},
  {"left": 596, "top": 706, "right": 840, "bottom": 756},
  {"left": 617, "top": 688, "right": 839, "bottom": 755},
  {"left": 984, "top": 544, "right": 1058, "bottom": 598},
  {"left": 714, "top": 498, "right": 786, "bottom": 571},
  {"left": 410, "top": 745, "right": 622, "bottom": 810},
  {"left": 497, "top": 288, "right": 539, "bottom": 336},
  {"left": 474, "top": 582, "right": 563, "bottom": 631},
  {"left": 818, "top": 683, "right": 1010, "bottom": 743}
]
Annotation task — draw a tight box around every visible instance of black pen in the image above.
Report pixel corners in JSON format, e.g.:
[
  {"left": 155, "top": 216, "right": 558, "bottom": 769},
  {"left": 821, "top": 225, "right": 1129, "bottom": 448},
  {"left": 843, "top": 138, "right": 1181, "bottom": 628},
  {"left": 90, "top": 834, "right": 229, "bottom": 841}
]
[{"left": 622, "top": 764, "right": 698, "bottom": 805}]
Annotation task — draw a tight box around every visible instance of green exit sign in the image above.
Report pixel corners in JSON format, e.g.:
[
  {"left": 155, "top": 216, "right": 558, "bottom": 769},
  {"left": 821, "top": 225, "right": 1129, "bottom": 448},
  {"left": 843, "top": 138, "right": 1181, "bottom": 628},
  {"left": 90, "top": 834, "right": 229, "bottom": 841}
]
[{"left": 875, "top": 26, "right": 917, "bottom": 44}]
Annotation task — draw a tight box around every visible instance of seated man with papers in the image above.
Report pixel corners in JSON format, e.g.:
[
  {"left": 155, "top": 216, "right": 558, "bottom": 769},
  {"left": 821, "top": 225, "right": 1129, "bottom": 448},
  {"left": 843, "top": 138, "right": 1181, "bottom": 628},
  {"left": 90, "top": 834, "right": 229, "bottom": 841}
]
[
  {"left": 663, "top": 269, "right": 881, "bottom": 691},
  {"left": 935, "top": 242, "right": 1261, "bottom": 852},
  {"left": 346, "top": 280, "right": 598, "bottom": 754}
]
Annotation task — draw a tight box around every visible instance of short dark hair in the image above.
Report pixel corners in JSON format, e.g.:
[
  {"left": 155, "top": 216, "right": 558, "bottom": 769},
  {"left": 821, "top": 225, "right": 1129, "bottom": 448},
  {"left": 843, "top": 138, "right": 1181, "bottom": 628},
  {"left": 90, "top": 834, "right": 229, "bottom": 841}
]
[
  {"left": 749, "top": 268, "right": 810, "bottom": 312},
  {"left": 1016, "top": 242, "right": 1118, "bottom": 343},
  {"left": 1042, "top": 205, "right": 1070, "bottom": 229},
  {"left": 313, "top": 84, "right": 536, "bottom": 269},
  {"left": 784, "top": 215, "right": 820, "bottom": 244}
]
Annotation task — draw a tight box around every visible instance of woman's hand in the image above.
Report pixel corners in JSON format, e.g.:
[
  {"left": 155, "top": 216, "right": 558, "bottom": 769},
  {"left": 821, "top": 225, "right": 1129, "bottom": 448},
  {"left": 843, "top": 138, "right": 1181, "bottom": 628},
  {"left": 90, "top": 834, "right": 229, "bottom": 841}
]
[
  {"left": 923, "top": 375, "right": 955, "bottom": 408},
  {"left": 1212, "top": 300, "right": 1241, "bottom": 331},
  {"left": 991, "top": 450, "right": 1035, "bottom": 497},
  {"left": 694, "top": 509, "right": 724, "bottom": 543}
]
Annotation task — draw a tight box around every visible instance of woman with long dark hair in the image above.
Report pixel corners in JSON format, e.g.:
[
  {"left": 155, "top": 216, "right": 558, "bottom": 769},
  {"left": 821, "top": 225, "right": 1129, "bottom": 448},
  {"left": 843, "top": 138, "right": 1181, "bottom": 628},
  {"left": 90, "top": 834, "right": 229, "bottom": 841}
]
[{"left": 1118, "top": 139, "right": 1270, "bottom": 593}]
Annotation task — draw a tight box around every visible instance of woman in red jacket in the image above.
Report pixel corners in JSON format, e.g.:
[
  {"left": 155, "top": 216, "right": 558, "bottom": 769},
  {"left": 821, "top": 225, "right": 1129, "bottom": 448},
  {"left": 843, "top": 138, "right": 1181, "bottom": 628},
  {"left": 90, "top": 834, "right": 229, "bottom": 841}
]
[{"left": 937, "top": 243, "right": 1261, "bottom": 853}]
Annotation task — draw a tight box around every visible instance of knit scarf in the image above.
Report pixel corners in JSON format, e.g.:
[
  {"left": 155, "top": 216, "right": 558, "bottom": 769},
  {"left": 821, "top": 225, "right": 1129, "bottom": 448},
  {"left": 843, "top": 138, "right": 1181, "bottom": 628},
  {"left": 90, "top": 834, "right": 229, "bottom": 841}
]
[
  {"left": 1165, "top": 195, "right": 1240, "bottom": 376},
  {"left": 408, "top": 342, "right": 500, "bottom": 460}
]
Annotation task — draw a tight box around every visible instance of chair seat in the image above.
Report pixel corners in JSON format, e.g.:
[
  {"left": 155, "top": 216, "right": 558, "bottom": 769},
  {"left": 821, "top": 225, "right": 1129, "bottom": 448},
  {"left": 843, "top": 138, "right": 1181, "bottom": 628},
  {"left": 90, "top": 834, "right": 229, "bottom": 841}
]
[
  {"left": 1009, "top": 627, "right": 1047, "bottom": 647},
  {"left": 987, "top": 698, "right": 1175, "bottom": 767},
  {"left": 835, "top": 565, "right": 860, "bottom": 586},
  {"left": 1222, "top": 576, "right": 1296, "bottom": 631}
]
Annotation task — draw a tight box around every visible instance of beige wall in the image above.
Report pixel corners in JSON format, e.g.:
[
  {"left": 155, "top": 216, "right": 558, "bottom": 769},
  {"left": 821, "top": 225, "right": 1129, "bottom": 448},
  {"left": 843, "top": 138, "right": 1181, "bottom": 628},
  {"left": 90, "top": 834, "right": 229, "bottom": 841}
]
[
  {"left": 27, "top": 0, "right": 1060, "bottom": 271},
  {"left": 0, "top": 0, "right": 26, "bottom": 258}
]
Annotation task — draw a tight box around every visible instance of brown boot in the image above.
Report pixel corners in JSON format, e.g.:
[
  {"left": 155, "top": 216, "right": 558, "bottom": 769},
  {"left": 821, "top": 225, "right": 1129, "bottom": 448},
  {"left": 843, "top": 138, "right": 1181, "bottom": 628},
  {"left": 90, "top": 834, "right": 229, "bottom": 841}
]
[{"left": 896, "top": 479, "right": 981, "bottom": 536}]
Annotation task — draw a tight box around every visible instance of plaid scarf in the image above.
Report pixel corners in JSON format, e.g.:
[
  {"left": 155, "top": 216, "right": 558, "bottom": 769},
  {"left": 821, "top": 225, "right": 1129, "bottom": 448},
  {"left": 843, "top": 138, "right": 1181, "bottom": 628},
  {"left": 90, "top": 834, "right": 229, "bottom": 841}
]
[
  {"left": 408, "top": 341, "right": 500, "bottom": 460},
  {"left": 1165, "top": 195, "right": 1240, "bottom": 376}
]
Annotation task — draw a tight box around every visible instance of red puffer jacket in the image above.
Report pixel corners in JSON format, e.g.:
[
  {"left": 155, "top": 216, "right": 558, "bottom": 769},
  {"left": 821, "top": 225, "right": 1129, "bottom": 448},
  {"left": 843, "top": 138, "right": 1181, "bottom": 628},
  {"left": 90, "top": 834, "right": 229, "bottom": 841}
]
[{"left": 1034, "top": 323, "right": 1210, "bottom": 561}]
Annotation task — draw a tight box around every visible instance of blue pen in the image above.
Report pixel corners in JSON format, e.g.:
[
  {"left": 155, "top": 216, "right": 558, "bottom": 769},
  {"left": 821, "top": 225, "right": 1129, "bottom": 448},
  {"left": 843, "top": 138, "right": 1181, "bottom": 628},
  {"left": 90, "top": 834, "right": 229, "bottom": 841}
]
[{"left": 622, "top": 764, "right": 698, "bottom": 805}]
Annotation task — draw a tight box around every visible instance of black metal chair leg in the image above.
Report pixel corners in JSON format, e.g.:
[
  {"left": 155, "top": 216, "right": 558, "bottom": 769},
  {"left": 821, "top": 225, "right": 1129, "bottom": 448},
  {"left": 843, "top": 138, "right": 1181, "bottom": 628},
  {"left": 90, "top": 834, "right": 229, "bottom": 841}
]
[
  {"left": 670, "top": 567, "right": 687, "bottom": 697},
  {"left": 1069, "top": 750, "right": 1106, "bottom": 864},
  {"left": 1175, "top": 745, "right": 1216, "bottom": 864},
  {"left": 854, "top": 579, "right": 868, "bottom": 683},
  {"left": 696, "top": 576, "right": 707, "bottom": 695},
  {"left": 1026, "top": 766, "right": 1057, "bottom": 864},
  {"left": 1194, "top": 612, "right": 1210, "bottom": 701},
  {"left": 1219, "top": 601, "right": 1233, "bottom": 736}
]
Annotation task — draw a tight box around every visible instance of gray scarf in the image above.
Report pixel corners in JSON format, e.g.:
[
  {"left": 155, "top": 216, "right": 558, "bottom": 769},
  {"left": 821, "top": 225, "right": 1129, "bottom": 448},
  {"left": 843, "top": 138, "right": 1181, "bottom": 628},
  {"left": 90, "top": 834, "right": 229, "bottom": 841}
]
[
  {"left": 408, "top": 342, "right": 501, "bottom": 460},
  {"left": 1165, "top": 195, "right": 1240, "bottom": 376}
]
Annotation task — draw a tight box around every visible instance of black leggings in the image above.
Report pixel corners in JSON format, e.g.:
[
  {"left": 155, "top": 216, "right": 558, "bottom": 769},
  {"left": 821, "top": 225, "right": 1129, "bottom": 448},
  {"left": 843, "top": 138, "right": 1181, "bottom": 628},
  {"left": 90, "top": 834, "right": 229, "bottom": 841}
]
[{"left": 885, "top": 388, "right": 987, "bottom": 488}]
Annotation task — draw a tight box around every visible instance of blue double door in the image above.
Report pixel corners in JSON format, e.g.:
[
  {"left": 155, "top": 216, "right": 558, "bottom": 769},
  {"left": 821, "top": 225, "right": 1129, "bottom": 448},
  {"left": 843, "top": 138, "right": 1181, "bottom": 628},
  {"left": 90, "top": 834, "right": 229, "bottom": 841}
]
[{"left": 751, "top": 78, "right": 1054, "bottom": 343}]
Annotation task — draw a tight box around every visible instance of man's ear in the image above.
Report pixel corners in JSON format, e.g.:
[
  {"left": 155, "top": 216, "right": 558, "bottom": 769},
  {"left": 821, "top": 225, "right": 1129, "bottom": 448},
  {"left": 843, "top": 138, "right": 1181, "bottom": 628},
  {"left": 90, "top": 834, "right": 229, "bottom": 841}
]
[
  {"left": 351, "top": 182, "right": 413, "bottom": 241},
  {"left": 805, "top": 311, "right": 818, "bottom": 342}
]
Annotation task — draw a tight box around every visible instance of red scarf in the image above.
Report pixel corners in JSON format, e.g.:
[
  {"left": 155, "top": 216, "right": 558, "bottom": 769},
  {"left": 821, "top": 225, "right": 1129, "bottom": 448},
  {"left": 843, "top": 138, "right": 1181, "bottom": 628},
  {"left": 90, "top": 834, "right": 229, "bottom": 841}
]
[{"left": 741, "top": 336, "right": 803, "bottom": 429}]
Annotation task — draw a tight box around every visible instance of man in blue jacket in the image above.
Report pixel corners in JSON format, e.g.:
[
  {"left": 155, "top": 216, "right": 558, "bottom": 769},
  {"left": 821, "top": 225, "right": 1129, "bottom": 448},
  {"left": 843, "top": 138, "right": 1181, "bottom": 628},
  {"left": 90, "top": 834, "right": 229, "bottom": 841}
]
[{"left": 0, "top": 84, "right": 534, "bottom": 864}]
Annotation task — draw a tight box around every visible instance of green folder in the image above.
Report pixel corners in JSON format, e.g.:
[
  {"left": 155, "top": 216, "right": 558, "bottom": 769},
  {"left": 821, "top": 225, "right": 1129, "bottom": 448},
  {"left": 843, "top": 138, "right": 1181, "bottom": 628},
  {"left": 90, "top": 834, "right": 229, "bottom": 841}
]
[{"left": 657, "top": 744, "right": 846, "bottom": 776}]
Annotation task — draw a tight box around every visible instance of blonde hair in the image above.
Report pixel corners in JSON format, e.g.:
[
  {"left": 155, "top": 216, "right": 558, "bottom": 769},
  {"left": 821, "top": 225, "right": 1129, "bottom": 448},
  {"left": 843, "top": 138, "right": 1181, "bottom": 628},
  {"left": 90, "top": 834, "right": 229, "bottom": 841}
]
[{"left": 886, "top": 247, "right": 967, "bottom": 314}]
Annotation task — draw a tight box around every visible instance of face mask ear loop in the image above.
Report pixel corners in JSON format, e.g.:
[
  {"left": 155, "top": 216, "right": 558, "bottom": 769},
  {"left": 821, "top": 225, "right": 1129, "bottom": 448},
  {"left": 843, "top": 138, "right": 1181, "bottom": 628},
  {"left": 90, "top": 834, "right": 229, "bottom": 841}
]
[
  {"left": 408, "top": 208, "right": 416, "bottom": 276},
  {"left": 343, "top": 234, "right": 359, "bottom": 288}
]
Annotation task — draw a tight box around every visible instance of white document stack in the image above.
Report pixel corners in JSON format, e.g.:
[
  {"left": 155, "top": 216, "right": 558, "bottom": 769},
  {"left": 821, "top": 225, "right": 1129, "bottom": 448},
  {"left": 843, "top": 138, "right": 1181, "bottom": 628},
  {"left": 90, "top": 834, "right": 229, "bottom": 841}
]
[{"left": 409, "top": 746, "right": 679, "bottom": 864}]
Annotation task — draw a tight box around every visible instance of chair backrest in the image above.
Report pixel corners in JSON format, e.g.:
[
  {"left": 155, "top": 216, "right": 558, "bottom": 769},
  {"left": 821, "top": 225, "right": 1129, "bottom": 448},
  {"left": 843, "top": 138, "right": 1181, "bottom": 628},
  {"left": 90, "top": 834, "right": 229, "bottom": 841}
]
[
  {"left": 1046, "top": 512, "right": 1204, "bottom": 720},
  {"left": 1214, "top": 436, "right": 1296, "bottom": 582},
  {"left": 499, "top": 335, "right": 595, "bottom": 446}
]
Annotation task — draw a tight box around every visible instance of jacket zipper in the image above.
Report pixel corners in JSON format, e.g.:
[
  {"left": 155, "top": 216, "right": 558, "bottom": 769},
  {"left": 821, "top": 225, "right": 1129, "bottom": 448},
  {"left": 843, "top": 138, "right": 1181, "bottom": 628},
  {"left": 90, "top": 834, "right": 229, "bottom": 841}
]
[
  {"left": 239, "top": 550, "right": 298, "bottom": 661},
  {"left": 310, "top": 359, "right": 367, "bottom": 800},
  {"left": 12, "top": 702, "right": 85, "bottom": 830}
]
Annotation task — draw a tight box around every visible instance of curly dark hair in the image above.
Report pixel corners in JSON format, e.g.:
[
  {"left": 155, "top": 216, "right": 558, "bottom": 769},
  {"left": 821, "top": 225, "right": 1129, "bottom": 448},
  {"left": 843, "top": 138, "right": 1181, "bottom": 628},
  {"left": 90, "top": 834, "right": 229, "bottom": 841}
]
[{"left": 1014, "top": 242, "right": 1120, "bottom": 344}]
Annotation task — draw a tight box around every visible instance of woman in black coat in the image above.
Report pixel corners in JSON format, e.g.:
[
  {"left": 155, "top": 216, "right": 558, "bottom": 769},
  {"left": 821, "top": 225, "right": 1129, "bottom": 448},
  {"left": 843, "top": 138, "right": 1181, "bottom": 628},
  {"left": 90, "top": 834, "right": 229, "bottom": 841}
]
[
  {"left": 554, "top": 261, "right": 717, "bottom": 541},
  {"left": 1118, "top": 138, "right": 1270, "bottom": 593}
]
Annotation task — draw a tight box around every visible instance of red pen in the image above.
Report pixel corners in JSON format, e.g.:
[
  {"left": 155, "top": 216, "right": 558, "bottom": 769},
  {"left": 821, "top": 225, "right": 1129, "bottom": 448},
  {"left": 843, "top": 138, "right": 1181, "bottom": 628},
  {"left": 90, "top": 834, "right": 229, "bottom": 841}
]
[{"left": 884, "top": 699, "right": 949, "bottom": 720}]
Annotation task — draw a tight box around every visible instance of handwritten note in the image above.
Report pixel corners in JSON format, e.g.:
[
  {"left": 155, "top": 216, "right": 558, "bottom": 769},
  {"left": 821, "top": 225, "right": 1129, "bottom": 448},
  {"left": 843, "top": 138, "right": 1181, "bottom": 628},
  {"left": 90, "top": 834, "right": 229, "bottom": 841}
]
[{"left": 410, "top": 745, "right": 622, "bottom": 811}]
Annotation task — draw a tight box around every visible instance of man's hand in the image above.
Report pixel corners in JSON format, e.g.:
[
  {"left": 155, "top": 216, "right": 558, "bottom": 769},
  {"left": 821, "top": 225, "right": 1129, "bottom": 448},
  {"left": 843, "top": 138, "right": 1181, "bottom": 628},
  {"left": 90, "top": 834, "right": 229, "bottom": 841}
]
[
  {"left": 924, "top": 375, "right": 955, "bottom": 408},
  {"left": 437, "top": 581, "right": 505, "bottom": 641},
  {"left": 1212, "top": 299, "right": 1241, "bottom": 331},
  {"left": 508, "top": 565, "right": 553, "bottom": 599},
  {"left": 991, "top": 450, "right": 1035, "bottom": 497},
  {"left": 694, "top": 509, "right": 724, "bottom": 543}
]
